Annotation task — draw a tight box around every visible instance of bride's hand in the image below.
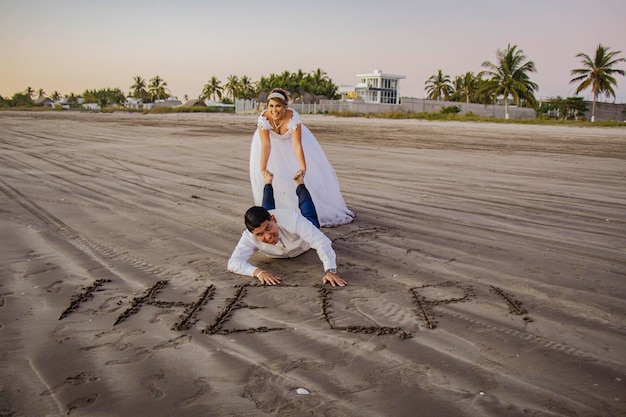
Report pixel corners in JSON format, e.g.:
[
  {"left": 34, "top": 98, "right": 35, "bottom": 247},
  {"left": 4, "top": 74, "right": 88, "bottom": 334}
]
[{"left": 293, "top": 169, "right": 305, "bottom": 181}]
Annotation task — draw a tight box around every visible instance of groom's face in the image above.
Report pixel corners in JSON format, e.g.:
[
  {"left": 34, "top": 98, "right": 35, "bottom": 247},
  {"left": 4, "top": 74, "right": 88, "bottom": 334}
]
[{"left": 251, "top": 215, "right": 279, "bottom": 245}]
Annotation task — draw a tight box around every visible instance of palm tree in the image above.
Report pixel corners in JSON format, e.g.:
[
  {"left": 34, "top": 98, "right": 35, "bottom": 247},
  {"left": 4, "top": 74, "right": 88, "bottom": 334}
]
[
  {"left": 224, "top": 74, "right": 240, "bottom": 103},
  {"left": 256, "top": 75, "right": 273, "bottom": 95},
  {"left": 148, "top": 75, "right": 169, "bottom": 101},
  {"left": 425, "top": 70, "right": 453, "bottom": 101},
  {"left": 25, "top": 86, "right": 35, "bottom": 99},
  {"left": 201, "top": 76, "right": 223, "bottom": 102},
  {"left": 37, "top": 88, "right": 46, "bottom": 99},
  {"left": 570, "top": 44, "right": 625, "bottom": 122},
  {"left": 478, "top": 44, "right": 538, "bottom": 119},
  {"left": 130, "top": 75, "right": 149, "bottom": 102},
  {"left": 450, "top": 76, "right": 464, "bottom": 102},
  {"left": 309, "top": 68, "right": 333, "bottom": 97},
  {"left": 453, "top": 72, "right": 481, "bottom": 103},
  {"left": 290, "top": 69, "right": 308, "bottom": 101},
  {"left": 51, "top": 91, "right": 61, "bottom": 101},
  {"left": 67, "top": 93, "right": 79, "bottom": 107},
  {"left": 239, "top": 75, "right": 255, "bottom": 110},
  {"left": 278, "top": 70, "right": 292, "bottom": 86},
  {"left": 310, "top": 68, "right": 329, "bottom": 86},
  {"left": 319, "top": 80, "right": 339, "bottom": 100},
  {"left": 239, "top": 76, "right": 254, "bottom": 98},
  {"left": 97, "top": 96, "right": 110, "bottom": 108}
]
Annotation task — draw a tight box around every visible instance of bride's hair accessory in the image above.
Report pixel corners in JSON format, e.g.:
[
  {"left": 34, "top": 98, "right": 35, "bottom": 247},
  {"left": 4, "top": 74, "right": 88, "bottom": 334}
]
[{"left": 267, "top": 92, "right": 287, "bottom": 103}]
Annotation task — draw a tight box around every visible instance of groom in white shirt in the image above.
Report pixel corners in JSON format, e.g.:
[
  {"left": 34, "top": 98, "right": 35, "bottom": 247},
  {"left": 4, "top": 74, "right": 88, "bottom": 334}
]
[{"left": 227, "top": 170, "right": 347, "bottom": 287}]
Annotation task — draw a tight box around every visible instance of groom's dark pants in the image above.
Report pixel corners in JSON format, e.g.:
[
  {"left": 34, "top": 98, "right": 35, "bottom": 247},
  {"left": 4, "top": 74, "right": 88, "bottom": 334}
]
[{"left": 262, "top": 183, "right": 321, "bottom": 229}]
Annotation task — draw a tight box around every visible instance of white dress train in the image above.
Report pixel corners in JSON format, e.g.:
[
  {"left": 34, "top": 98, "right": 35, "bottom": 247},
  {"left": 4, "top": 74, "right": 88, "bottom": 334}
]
[{"left": 250, "top": 109, "right": 354, "bottom": 227}]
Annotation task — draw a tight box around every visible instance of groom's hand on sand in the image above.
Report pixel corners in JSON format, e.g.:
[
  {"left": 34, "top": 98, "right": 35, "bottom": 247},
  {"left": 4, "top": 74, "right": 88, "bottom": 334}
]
[
  {"left": 323, "top": 272, "right": 347, "bottom": 287},
  {"left": 255, "top": 270, "right": 281, "bottom": 285}
]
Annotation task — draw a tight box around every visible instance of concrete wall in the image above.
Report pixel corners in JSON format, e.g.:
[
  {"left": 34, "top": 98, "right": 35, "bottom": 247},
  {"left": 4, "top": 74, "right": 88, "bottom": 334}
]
[
  {"left": 398, "top": 98, "right": 536, "bottom": 119},
  {"left": 585, "top": 101, "right": 626, "bottom": 122},
  {"left": 290, "top": 98, "right": 536, "bottom": 119},
  {"left": 296, "top": 101, "right": 404, "bottom": 115},
  {"left": 250, "top": 97, "right": 624, "bottom": 121}
]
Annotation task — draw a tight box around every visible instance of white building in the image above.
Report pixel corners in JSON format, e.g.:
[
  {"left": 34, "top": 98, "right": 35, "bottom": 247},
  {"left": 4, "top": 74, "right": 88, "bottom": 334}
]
[
  {"left": 153, "top": 97, "right": 182, "bottom": 108},
  {"left": 82, "top": 103, "right": 101, "bottom": 111},
  {"left": 125, "top": 97, "right": 144, "bottom": 109},
  {"left": 353, "top": 69, "right": 406, "bottom": 104}
]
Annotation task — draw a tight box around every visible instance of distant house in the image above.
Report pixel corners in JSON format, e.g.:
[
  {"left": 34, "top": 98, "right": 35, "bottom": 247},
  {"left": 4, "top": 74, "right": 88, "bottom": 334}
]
[
  {"left": 153, "top": 97, "right": 182, "bottom": 108},
  {"left": 182, "top": 98, "right": 206, "bottom": 107},
  {"left": 348, "top": 69, "right": 406, "bottom": 104},
  {"left": 205, "top": 99, "right": 234, "bottom": 108},
  {"left": 82, "top": 103, "right": 101, "bottom": 111},
  {"left": 292, "top": 93, "right": 326, "bottom": 105},
  {"left": 58, "top": 97, "right": 85, "bottom": 109},
  {"left": 338, "top": 85, "right": 358, "bottom": 100},
  {"left": 125, "top": 97, "right": 144, "bottom": 110},
  {"left": 34, "top": 97, "right": 54, "bottom": 107},
  {"left": 59, "top": 97, "right": 84, "bottom": 104}
]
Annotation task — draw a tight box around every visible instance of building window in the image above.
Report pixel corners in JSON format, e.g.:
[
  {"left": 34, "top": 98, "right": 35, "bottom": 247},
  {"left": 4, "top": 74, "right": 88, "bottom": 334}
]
[{"left": 382, "top": 79, "right": 398, "bottom": 89}]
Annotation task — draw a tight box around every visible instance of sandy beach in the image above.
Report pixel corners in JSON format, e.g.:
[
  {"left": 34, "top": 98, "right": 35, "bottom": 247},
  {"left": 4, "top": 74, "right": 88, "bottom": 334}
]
[{"left": 0, "top": 110, "right": 625, "bottom": 417}]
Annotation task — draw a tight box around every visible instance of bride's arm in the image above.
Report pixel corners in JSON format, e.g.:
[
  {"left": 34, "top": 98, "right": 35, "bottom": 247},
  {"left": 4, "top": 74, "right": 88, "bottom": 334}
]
[
  {"left": 291, "top": 124, "right": 306, "bottom": 174},
  {"left": 259, "top": 127, "right": 271, "bottom": 173},
  {"left": 257, "top": 111, "right": 272, "bottom": 173},
  {"left": 289, "top": 110, "right": 306, "bottom": 174}
]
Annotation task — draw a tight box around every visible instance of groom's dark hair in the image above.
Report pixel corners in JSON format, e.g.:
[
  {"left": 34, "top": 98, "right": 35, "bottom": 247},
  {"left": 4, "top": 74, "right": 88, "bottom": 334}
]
[{"left": 245, "top": 206, "right": 272, "bottom": 232}]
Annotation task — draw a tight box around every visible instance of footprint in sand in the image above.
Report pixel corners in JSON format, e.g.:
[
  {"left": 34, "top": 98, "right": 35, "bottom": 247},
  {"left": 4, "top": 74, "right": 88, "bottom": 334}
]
[
  {"left": 176, "top": 377, "right": 212, "bottom": 407},
  {"left": 0, "top": 292, "right": 14, "bottom": 307},
  {"left": 97, "top": 295, "right": 128, "bottom": 313},
  {"left": 153, "top": 335, "right": 192, "bottom": 350},
  {"left": 66, "top": 392, "right": 99, "bottom": 414},
  {"left": 51, "top": 324, "right": 73, "bottom": 343},
  {"left": 40, "top": 372, "right": 100, "bottom": 396},
  {"left": 140, "top": 370, "right": 166, "bottom": 399},
  {"left": 45, "top": 280, "right": 63, "bottom": 293},
  {"left": 149, "top": 309, "right": 176, "bottom": 324},
  {"left": 105, "top": 346, "right": 154, "bottom": 365},
  {"left": 80, "top": 329, "right": 146, "bottom": 354}
]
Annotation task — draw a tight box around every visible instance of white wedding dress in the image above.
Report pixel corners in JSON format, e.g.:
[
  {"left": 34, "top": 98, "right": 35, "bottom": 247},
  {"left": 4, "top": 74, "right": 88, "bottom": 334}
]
[{"left": 250, "top": 109, "right": 354, "bottom": 227}]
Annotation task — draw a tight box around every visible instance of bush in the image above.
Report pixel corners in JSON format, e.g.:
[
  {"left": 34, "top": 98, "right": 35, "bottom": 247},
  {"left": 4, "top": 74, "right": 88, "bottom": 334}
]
[
  {"left": 175, "top": 106, "right": 234, "bottom": 113},
  {"left": 144, "top": 106, "right": 173, "bottom": 114},
  {"left": 440, "top": 105, "right": 461, "bottom": 114},
  {"left": 329, "top": 110, "right": 362, "bottom": 117}
]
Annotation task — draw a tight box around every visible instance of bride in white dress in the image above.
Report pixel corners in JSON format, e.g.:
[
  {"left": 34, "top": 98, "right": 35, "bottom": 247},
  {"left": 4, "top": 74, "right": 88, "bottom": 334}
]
[{"left": 250, "top": 89, "right": 354, "bottom": 227}]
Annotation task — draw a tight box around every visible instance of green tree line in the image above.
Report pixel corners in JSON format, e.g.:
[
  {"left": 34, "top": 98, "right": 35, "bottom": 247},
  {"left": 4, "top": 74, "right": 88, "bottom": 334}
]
[
  {"left": 0, "top": 68, "right": 339, "bottom": 109},
  {"left": 1, "top": 44, "right": 623, "bottom": 122},
  {"left": 425, "top": 43, "right": 624, "bottom": 121},
  {"left": 197, "top": 68, "right": 339, "bottom": 104}
]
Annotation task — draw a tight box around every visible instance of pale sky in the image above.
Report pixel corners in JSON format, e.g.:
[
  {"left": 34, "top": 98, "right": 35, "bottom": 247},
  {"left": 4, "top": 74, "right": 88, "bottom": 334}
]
[{"left": 2, "top": 0, "right": 626, "bottom": 102}]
